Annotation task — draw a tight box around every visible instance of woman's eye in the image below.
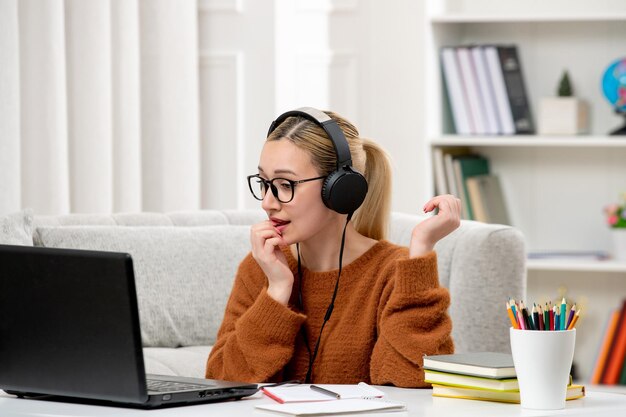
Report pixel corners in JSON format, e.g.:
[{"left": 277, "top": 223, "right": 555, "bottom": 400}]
[{"left": 278, "top": 181, "right": 293, "bottom": 190}]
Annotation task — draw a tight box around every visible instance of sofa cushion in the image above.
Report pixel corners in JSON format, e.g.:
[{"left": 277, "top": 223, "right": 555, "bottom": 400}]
[
  {"left": 0, "top": 209, "right": 34, "bottom": 245},
  {"left": 33, "top": 225, "right": 251, "bottom": 348},
  {"left": 143, "top": 346, "right": 212, "bottom": 378}
]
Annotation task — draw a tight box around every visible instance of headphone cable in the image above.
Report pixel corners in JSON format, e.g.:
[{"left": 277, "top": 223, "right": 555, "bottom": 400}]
[{"left": 298, "top": 212, "right": 352, "bottom": 383}]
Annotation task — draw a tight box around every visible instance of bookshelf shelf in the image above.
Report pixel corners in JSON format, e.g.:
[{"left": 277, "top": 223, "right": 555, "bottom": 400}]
[
  {"left": 423, "top": 0, "right": 626, "bottom": 384},
  {"left": 527, "top": 259, "right": 626, "bottom": 273},
  {"left": 431, "top": 136, "right": 626, "bottom": 148},
  {"left": 430, "top": 14, "right": 626, "bottom": 24}
]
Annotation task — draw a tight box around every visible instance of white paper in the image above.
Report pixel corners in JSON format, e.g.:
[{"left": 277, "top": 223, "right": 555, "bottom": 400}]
[{"left": 255, "top": 398, "right": 406, "bottom": 416}]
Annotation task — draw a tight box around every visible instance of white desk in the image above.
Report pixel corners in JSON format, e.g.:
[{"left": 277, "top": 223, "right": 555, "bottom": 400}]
[{"left": 1, "top": 387, "right": 626, "bottom": 417}]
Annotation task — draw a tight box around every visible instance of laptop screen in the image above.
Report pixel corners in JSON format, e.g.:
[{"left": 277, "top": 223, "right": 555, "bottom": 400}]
[{"left": 0, "top": 245, "right": 148, "bottom": 403}]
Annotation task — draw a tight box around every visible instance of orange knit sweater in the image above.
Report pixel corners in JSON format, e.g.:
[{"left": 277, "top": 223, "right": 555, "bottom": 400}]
[{"left": 205, "top": 240, "right": 453, "bottom": 387}]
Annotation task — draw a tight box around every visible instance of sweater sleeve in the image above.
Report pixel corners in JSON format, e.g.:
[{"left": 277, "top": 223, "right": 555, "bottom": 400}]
[
  {"left": 205, "top": 255, "right": 306, "bottom": 382},
  {"left": 369, "top": 251, "right": 454, "bottom": 387}
]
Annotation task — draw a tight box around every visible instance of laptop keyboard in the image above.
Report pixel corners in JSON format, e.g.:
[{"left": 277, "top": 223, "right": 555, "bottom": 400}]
[{"left": 147, "top": 379, "right": 211, "bottom": 393}]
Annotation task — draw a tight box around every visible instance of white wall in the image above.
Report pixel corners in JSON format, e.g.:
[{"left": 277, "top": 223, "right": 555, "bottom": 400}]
[
  {"left": 268, "top": 0, "right": 428, "bottom": 213},
  {"left": 1, "top": 0, "right": 427, "bottom": 215}
]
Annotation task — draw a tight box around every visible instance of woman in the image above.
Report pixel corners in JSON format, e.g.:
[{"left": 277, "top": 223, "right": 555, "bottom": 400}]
[{"left": 205, "top": 108, "right": 460, "bottom": 387}]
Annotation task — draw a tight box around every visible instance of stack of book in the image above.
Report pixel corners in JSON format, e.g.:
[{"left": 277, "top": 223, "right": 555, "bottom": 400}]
[
  {"left": 440, "top": 44, "right": 534, "bottom": 135},
  {"left": 591, "top": 299, "right": 626, "bottom": 385},
  {"left": 432, "top": 149, "right": 510, "bottom": 223},
  {"left": 423, "top": 352, "right": 585, "bottom": 404}
]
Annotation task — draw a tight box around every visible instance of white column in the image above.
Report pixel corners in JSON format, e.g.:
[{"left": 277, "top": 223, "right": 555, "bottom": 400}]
[
  {"left": 19, "top": 0, "right": 70, "bottom": 215},
  {"left": 65, "top": 0, "right": 113, "bottom": 213},
  {"left": 139, "top": 0, "right": 200, "bottom": 212},
  {"left": 0, "top": 0, "right": 21, "bottom": 215},
  {"left": 111, "top": 0, "right": 142, "bottom": 212}
]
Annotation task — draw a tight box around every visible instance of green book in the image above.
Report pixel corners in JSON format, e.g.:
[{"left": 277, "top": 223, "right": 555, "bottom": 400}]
[{"left": 452, "top": 155, "right": 490, "bottom": 220}]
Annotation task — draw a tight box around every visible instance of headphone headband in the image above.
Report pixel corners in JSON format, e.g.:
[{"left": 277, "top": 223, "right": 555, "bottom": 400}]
[
  {"left": 266, "top": 107, "right": 367, "bottom": 214},
  {"left": 267, "top": 107, "right": 352, "bottom": 169}
]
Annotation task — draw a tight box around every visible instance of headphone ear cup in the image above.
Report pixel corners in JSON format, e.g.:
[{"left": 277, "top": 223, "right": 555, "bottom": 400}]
[{"left": 321, "top": 168, "right": 368, "bottom": 214}]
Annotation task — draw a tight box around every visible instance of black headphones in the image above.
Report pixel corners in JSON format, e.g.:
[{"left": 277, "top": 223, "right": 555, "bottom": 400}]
[{"left": 267, "top": 107, "right": 368, "bottom": 215}]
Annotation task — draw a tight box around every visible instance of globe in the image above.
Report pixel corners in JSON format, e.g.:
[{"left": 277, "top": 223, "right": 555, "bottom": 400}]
[{"left": 602, "top": 57, "right": 626, "bottom": 135}]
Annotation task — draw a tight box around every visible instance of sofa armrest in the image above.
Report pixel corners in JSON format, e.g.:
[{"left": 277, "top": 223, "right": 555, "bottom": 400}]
[{"left": 389, "top": 213, "right": 526, "bottom": 354}]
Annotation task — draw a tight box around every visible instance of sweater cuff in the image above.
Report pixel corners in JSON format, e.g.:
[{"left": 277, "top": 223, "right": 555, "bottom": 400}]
[
  {"left": 239, "top": 288, "right": 307, "bottom": 342},
  {"left": 394, "top": 251, "right": 439, "bottom": 294}
]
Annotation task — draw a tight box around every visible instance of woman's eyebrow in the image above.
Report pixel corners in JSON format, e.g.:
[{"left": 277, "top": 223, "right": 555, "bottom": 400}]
[{"left": 257, "top": 166, "right": 298, "bottom": 176}]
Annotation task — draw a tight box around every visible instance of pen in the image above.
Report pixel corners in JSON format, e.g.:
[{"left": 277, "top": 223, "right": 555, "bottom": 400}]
[{"left": 310, "top": 385, "right": 341, "bottom": 399}]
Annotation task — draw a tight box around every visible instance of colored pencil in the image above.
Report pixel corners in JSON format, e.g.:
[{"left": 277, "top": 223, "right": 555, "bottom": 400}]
[
  {"left": 566, "top": 304, "right": 576, "bottom": 329},
  {"left": 517, "top": 309, "right": 526, "bottom": 330},
  {"left": 567, "top": 308, "right": 581, "bottom": 330},
  {"left": 509, "top": 298, "right": 517, "bottom": 320},
  {"left": 555, "top": 305, "right": 561, "bottom": 331},
  {"left": 507, "top": 301, "right": 519, "bottom": 329},
  {"left": 532, "top": 306, "right": 539, "bottom": 331},
  {"left": 560, "top": 297, "right": 567, "bottom": 331},
  {"left": 537, "top": 304, "right": 544, "bottom": 331}
]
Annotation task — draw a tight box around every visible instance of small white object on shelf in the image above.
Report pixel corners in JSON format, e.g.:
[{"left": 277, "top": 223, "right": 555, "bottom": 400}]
[{"left": 538, "top": 97, "right": 589, "bottom": 135}]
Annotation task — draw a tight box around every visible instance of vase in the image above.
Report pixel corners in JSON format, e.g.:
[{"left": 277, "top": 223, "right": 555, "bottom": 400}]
[{"left": 612, "top": 229, "right": 626, "bottom": 261}]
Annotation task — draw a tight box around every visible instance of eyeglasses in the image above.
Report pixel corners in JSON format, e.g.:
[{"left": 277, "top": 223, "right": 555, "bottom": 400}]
[{"left": 247, "top": 174, "right": 325, "bottom": 203}]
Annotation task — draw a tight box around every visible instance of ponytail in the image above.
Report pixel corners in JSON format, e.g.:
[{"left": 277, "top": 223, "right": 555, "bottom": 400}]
[{"left": 352, "top": 138, "right": 392, "bottom": 240}]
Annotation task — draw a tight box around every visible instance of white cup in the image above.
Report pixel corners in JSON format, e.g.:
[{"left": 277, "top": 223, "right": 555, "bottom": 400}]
[{"left": 510, "top": 327, "right": 576, "bottom": 410}]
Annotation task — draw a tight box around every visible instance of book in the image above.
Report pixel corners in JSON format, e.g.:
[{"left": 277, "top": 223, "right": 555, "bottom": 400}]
[
  {"left": 255, "top": 398, "right": 406, "bottom": 416},
  {"left": 497, "top": 45, "right": 534, "bottom": 134},
  {"left": 423, "top": 352, "right": 516, "bottom": 379},
  {"left": 602, "top": 299, "right": 626, "bottom": 384},
  {"left": 471, "top": 46, "right": 501, "bottom": 134},
  {"left": 456, "top": 47, "right": 487, "bottom": 134},
  {"left": 591, "top": 309, "right": 621, "bottom": 384},
  {"left": 484, "top": 45, "right": 515, "bottom": 135},
  {"left": 424, "top": 369, "right": 518, "bottom": 391},
  {"left": 262, "top": 383, "right": 385, "bottom": 404},
  {"left": 452, "top": 154, "right": 490, "bottom": 220},
  {"left": 431, "top": 383, "right": 585, "bottom": 404},
  {"left": 465, "top": 174, "right": 510, "bottom": 225},
  {"left": 440, "top": 147, "right": 471, "bottom": 199},
  {"left": 441, "top": 47, "right": 472, "bottom": 135}
]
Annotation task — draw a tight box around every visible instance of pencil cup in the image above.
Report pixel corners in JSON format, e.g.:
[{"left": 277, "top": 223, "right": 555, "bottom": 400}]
[{"left": 510, "top": 328, "right": 576, "bottom": 410}]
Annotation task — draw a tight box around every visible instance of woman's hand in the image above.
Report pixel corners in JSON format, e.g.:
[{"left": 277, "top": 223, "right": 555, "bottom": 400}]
[
  {"left": 409, "top": 194, "right": 461, "bottom": 258},
  {"left": 250, "top": 221, "right": 294, "bottom": 305}
]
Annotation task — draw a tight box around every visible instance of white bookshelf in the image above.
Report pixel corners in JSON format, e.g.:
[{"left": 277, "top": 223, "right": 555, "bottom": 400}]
[
  {"left": 424, "top": 0, "right": 626, "bottom": 383},
  {"left": 527, "top": 259, "right": 626, "bottom": 273}
]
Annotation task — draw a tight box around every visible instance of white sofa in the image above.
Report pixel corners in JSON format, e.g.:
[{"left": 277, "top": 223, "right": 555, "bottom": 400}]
[{"left": 0, "top": 209, "right": 526, "bottom": 379}]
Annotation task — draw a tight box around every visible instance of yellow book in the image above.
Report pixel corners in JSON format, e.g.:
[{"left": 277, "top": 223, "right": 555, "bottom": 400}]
[
  {"left": 431, "top": 384, "right": 585, "bottom": 404},
  {"left": 425, "top": 369, "right": 518, "bottom": 391}
]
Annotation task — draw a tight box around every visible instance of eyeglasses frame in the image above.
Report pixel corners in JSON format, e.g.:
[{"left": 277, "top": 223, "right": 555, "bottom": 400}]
[{"left": 247, "top": 174, "right": 326, "bottom": 203}]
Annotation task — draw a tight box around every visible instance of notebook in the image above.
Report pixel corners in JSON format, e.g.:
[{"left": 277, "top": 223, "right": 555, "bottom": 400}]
[
  {"left": 423, "top": 352, "right": 516, "bottom": 379},
  {"left": 262, "top": 382, "right": 385, "bottom": 403},
  {"left": 424, "top": 370, "right": 519, "bottom": 391},
  {"left": 0, "top": 244, "right": 258, "bottom": 408}
]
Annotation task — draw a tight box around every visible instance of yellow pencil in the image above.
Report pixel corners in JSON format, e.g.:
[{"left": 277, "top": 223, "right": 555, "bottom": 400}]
[
  {"left": 506, "top": 301, "right": 519, "bottom": 329},
  {"left": 567, "top": 309, "right": 581, "bottom": 330}
]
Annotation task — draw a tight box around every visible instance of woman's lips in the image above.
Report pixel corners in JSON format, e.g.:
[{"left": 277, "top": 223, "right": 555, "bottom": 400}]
[{"left": 271, "top": 219, "right": 290, "bottom": 235}]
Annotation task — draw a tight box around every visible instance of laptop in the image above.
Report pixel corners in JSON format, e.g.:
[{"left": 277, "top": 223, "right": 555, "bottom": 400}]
[{"left": 0, "top": 244, "right": 258, "bottom": 408}]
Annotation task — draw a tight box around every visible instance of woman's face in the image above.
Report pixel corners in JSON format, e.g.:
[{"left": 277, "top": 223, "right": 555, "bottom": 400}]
[{"left": 257, "top": 139, "right": 336, "bottom": 245}]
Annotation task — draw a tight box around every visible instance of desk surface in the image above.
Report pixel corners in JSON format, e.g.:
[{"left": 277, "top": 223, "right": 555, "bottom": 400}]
[{"left": 1, "top": 386, "right": 626, "bottom": 417}]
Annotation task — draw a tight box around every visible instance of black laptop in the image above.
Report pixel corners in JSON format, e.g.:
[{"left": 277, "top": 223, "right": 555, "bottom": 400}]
[{"left": 0, "top": 244, "right": 257, "bottom": 408}]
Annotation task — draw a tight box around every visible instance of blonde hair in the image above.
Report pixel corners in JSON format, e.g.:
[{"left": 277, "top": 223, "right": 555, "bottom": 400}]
[{"left": 267, "top": 111, "right": 392, "bottom": 240}]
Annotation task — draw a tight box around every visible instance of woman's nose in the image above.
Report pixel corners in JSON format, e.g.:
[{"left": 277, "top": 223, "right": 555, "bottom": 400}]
[{"left": 261, "top": 187, "right": 281, "bottom": 210}]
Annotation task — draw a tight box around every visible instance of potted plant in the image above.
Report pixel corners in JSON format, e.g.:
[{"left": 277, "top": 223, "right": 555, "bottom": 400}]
[
  {"left": 604, "top": 195, "right": 626, "bottom": 261},
  {"left": 538, "top": 70, "right": 589, "bottom": 135}
]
